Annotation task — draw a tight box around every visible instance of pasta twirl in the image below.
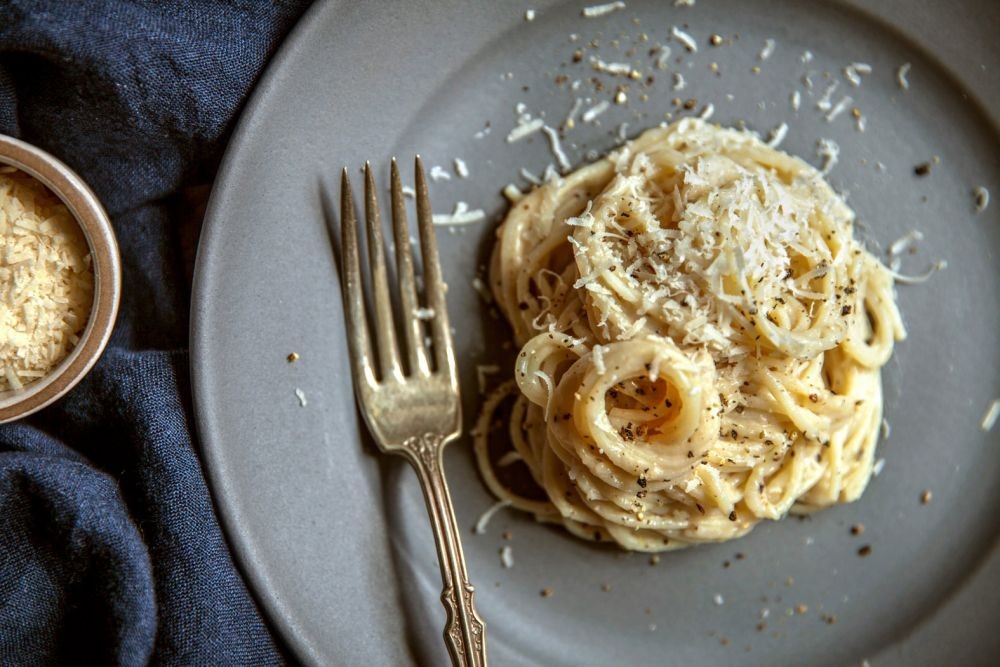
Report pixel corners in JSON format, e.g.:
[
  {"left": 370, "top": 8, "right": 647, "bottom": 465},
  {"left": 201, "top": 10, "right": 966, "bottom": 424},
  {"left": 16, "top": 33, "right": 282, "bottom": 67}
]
[{"left": 475, "top": 119, "right": 904, "bottom": 551}]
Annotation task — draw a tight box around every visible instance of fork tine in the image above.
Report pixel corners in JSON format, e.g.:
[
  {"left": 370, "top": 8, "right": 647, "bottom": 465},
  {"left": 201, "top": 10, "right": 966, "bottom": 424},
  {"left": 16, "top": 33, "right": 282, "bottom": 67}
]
[
  {"left": 364, "top": 162, "right": 403, "bottom": 382},
  {"left": 414, "top": 156, "right": 457, "bottom": 380},
  {"left": 340, "top": 168, "right": 376, "bottom": 389},
  {"left": 391, "top": 158, "right": 431, "bottom": 377}
]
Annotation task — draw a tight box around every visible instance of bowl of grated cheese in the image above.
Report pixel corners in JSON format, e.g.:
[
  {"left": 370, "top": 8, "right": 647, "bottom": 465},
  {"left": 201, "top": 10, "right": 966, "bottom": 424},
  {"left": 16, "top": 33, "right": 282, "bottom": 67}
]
[{"left": 0, "top": 134, "right": 120, "bottom": 422}]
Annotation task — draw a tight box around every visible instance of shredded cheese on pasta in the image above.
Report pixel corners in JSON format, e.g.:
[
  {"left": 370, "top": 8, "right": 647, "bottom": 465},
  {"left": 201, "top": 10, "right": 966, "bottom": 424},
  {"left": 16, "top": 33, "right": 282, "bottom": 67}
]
[
  {"left": 0, "top": 168, "right": 93, "bottom": 390},
  {"left": 475, "top": 119, "right": 905, "bottom": 551}
]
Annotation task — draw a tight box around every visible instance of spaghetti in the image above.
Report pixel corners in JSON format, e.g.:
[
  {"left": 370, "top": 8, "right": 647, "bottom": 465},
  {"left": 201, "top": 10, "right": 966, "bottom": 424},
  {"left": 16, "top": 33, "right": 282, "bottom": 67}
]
[{"left": 475, "top": 119, "right": 904, "bottom": 551}]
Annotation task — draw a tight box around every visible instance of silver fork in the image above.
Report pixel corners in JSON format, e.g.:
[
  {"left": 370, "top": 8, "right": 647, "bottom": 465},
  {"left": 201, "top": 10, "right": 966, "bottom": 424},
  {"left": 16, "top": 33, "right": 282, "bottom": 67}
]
[{"left": 338, "top": 158, "right": 487, "bottom": 666}]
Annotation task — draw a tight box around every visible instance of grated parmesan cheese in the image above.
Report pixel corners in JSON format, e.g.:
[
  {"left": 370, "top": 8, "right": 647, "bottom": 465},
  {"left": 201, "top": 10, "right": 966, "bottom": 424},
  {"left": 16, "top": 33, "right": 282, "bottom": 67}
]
[
  {"left": 816, "top": 81, "right": 839, "bottom": 112},
  {"left": 474, "top": 499, "right": 512, "bottom": 534},
  {"left": 0, "top": 169, "right": 94, "bottom": 390},
  {"left": 671, "top": 26, "right": 697, "bottom": 53},
  {"left": 872, "top": 458, "right": 886, "bottom": 476},
  {"left": 981, "top": 398, "right": 1000, "bottom": 432},
  {"left": 503, "top": 183, "right": 524, "bottom": 202},
  {"left": 432, "top": 201, "right": 486, "bottom": 225},
  {"left": 759, "top": 38, "right": 776, "bottom": 61},
  {"left": 843, "top": 62, "right": 872, "bottom": 87},
  {"left": 766, "top": 122, "right": 788, "bottom": 148},
  {"left": 826, "top": 96, "right": 853, "bottom": 122},
  {"left": 429, "top": 165, "right": 451, "bottom": 181},
  {"left": 591, "top": 57, "right": 632, "bottom": 76},
  {"left": 401, "top": 185, "right": 416, "bottom": 198},
  {"left": 294, "top": 388, "right": 308, "bottom": 407},
  {"left": 525, "top": 8, "right": 536, "bottom": 21},
  {"left": 698, "top": 103, "right": 715, "bottom": 120},
  {"left": 564, "top": 98, "right": 584, "bottom": 129},
  {"left": 582, "top": 100, "right": 610, "bottom": 123},
  {"left": 617, "top": 122, "right": 629, "bottom": 142},
  {"left": 592, "top": 344, "right": 607, "bottom": 374},
  {"left": 897, "top": 63, "right": 911, "bottom": 90},
  {"left": 816, "top": 138, "right": 840, "bottom": 175},
  {"left": 888, "top": 230, "right": 924, "bottom": 257},
  {"left": 454, "top": 158, "right": 469, "bottom": 179},
  {"left": 542, "top": 125, "right": 572, "bottom": 172},
  {"left": 790, "top": 90, "right": 801, "bottom": 111},
  {"left": 519, "top": 167, "right": 542, "bottom": 185},
  {"left": 673, "top": 72, "right": 686, "bottom": 91},
  {"left": 582, "top": 1, "right": 625, "bottom": 18},
  {"left": 507, "top": 117, "right": 545, "bottom": 142},
  {"left": 500, "top": 545, "right": 514, "bottom": 568}
]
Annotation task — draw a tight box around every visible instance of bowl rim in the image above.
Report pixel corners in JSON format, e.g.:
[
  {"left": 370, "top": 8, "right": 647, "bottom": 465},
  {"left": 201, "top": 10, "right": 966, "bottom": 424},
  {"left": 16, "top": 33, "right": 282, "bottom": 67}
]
[{"left": 0, "top": 134, "right": 121, "bottom": 422}]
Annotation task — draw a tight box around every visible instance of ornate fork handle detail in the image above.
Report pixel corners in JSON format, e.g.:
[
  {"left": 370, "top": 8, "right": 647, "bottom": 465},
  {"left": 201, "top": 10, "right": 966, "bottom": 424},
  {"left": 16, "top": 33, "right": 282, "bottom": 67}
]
[{"left": 403, "top": 433, "right": 487, "bottom": 667}]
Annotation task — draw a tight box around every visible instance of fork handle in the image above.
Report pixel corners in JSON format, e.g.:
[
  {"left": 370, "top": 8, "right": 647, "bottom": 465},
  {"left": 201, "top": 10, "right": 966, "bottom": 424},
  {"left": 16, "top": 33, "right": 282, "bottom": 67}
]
[{"left": 404, "top": 432, "right": 488, "bottom": 667}]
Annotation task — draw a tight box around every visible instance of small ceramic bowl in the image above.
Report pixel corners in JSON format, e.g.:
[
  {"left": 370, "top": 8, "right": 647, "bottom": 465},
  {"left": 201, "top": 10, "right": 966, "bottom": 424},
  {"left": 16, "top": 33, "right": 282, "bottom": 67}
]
[{"left": 0, "top": 135, "right": 121, "bottom": 423}]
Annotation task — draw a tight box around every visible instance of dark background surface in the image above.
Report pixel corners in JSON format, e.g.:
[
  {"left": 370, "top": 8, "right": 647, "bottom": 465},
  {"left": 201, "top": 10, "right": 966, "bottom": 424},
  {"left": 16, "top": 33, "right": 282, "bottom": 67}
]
[{"left": 0, "top": 2, "right": 311, "bottom": 664}]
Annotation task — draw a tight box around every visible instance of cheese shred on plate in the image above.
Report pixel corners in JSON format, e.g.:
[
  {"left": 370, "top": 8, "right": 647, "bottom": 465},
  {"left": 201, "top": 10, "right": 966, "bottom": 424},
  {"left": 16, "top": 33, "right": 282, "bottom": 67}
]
[{"left": 0, "top": 168, "right": 94, "bottom": 391}]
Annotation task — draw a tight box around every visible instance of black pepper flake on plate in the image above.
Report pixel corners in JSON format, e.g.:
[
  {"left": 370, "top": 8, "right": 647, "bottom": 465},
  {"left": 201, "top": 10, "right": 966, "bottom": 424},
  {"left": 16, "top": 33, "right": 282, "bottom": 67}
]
[
  {"left": 914, "top": 162, "right": 932, "bottom": 176},
  {"left": 858, "top": 544, "right": 872, "bottom": 557}
]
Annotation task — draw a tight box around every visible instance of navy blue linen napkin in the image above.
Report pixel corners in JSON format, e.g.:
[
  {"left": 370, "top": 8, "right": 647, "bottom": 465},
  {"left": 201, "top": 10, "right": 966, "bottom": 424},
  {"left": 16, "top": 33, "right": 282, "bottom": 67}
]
[{"left": 0, "top": 2, "right": 311, "bottom": 664}]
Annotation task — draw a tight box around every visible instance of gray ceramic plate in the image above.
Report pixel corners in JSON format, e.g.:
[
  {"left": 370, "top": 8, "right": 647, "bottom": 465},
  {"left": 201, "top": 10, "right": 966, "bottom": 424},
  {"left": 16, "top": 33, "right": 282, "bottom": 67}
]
[{"left": 191, "top": 1, "right": 1000, "bottom": 664}]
